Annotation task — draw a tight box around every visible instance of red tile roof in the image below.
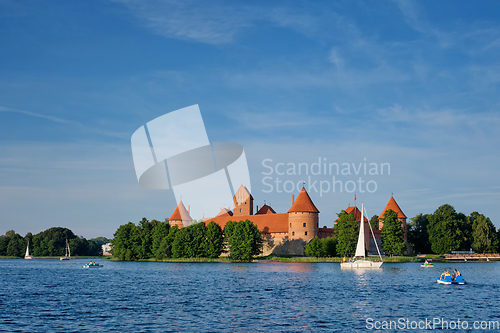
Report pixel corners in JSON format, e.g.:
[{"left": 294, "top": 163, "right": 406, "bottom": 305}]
[
  {"left": 345, "top": 206, "right": 370, "bottom": 222},
  {"left": 287, "top": 188, "right": 319, "bottom": 213},
  {"left": 256, "top": 204, "right": 276, "bottom": 215},
  {"left": 216, "top": 207, "right": 233, "bottom": 217},
  {"left": 206, "top": 213, "right": 289, "bottom": 234},
  {"left": 169, "top": 201, "right": 193, "bottom": 221},
  {"left": 380, "top": 196, "right": 407, "bottom": 219}
]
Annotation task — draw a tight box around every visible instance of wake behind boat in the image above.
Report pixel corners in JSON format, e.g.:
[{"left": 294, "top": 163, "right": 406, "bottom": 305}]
[{"left": 340, "top": 203, "right": 383, "bottom": 269}]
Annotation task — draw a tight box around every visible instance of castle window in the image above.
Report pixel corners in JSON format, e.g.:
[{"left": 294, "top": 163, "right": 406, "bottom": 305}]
[
  {"left": 303, "top": 223, "right": 306, "bottom": 227},
  {"left": 305, "top": 231, "right": 308, "bottom": 236},
  {"left": 240, "top": 209, "right": 242, "bottom": 213},
  {"left": 292, "top": 231, "right": 295, "bottom": 236},
  {"left": 290, "top": 223, "right": 292, "bottom": 227}
]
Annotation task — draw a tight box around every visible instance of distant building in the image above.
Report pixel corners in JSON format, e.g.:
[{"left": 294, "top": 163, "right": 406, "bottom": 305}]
[{"left": 102, "top": 243, "right": 112, "bottom": 256}]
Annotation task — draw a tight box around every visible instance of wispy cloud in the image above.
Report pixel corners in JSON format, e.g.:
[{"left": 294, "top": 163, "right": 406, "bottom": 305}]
[
  {"left": 113, "top": 0, "right": 329, "bottom": 45},
  {"left": 113, "top": 0, "right": 259, "bottom": 44},
  {"left": 0, "top": 105, "right": 129, "bottom": 139},
  {"left": 0, "top": 105, "right": 72, "bottom": 124}
]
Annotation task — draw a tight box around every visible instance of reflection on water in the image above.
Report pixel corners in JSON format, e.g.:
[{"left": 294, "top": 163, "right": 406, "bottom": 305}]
[{"left": 1, "top": 260, "right": 499, "bottom": 332}]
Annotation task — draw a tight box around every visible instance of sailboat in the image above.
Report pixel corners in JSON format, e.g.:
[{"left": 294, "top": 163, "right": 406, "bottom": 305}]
[
  {"left": 340, "top": 203, "right": 383, "bottom": 268},
  {"left": 24, "top": 241, "right": 33, "bottom": 259},
  {"left": 60, "top": 239, "right": 71, "bottom": 260}
]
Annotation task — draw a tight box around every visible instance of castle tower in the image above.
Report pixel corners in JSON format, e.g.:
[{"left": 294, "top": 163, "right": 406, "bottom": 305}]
[
  {"left": 287, "top": 187, "right": 319, "bottom": 241},
  {"left": 233, "top": 185, "right": 253, "bottom": 216},
  {"left": 379, "top": 196, "right": 407, "bottom": 240},
  {"left": 168, "top": 200, "right": 193, "bottom": 228}
]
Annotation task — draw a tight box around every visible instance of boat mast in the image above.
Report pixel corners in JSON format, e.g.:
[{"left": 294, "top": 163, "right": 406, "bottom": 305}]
[
  {"left": 354, "top": 203, "right": 366, "bottom": 259},
  {"left": 365, "top": 205, "right": 383, "bottom": 262}
]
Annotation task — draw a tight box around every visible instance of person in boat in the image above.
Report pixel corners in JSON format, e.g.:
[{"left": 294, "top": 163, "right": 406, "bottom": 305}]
[
  {"left": 343, "top": 256, "right": 346, "bottom": 262},
  {"left": 452, "top": 269, "right": 461, "bottom": 280},
  {"left": 440, "top": 270, "right": 451, "bottom": 279},
  {"left": 424, "top": 259, "right": 429, "bottom": 265}
]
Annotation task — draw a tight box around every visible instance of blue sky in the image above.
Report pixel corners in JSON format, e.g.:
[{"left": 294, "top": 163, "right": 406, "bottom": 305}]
[{"left": 1, "top": 0, "right": 499, "bottom": 238}]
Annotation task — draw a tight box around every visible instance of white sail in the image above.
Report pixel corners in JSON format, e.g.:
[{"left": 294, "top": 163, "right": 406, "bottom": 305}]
[
  {"left": 354, "top": 203, "right": 366, "bottom": 258},
  {"left": 24, "top": 241, "right": 33, "bottom": 259}
]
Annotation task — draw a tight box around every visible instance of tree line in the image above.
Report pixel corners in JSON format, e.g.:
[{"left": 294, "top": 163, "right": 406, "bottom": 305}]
[
  {"left": 0, "top": 227, "right": 109, "bottom": 257},
  {"left": 111, "top": 218, "right": 263, "bottom": 261},
  {"left": 306, "top": 204, "right": 499, "bottom": 258},
  {"left": 408, "top": 204, "right": 499, "bottom": 255}
]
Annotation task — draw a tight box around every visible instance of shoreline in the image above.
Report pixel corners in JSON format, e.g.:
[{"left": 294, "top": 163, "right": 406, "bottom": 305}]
[{"left": 3, "top": 256, "right": 499, "bottom": 263}]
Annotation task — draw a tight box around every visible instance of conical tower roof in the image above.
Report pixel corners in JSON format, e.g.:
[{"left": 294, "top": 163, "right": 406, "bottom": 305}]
[
  {"left": 234, "top": 185, "right": 253, "bottom": 205},
  {"left": 288, "top": 188, "right": 319, "bottom": 213},
  {"left": 169, "top": 201, "right": 193, "bottom": 221},
  {"left": 380, "top": 196, "right": 407, "bottom": 219}
]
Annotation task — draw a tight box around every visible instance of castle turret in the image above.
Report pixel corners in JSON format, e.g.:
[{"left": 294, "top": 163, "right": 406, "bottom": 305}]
[
  {"left": 287, "top": 187, "right": 319, "bottom": 241},
  {"left": 233, "top": 185, "right": 253, "bottom": 216},
  {"left": 379, "top": 196, "right": 407, "bottom": 240},
  {"left": 168, "top": 200, "right": 193, "bottom": 228}
]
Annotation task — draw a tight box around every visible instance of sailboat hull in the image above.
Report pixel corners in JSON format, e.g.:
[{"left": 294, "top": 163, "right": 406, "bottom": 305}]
[{"left": 340, "top": 260, "right": 383, "bottom": 268}]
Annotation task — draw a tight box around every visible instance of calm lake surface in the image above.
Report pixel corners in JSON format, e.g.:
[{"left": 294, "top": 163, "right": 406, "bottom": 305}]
[{"left": 1, "top": 259, "right": 499, "bottom": 332}]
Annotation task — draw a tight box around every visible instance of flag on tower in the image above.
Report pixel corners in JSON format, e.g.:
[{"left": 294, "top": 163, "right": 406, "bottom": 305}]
[{"left": 354, "top": 193, "right": 357, "bottom": 202}]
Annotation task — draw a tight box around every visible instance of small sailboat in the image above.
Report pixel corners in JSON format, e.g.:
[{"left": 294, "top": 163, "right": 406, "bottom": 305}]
[
  {"left": 340, "top": 203, "right": 383, "bottom": 268},
  {"left": 24, "top": 241, "right": 33, "bottom": 259},
  {"left": 60, "top": 239, "right": 71, "bottom": 260}
]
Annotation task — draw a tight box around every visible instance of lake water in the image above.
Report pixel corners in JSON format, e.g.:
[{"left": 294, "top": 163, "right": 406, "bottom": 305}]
[{"left": 1, "top": 259, "right": 499, "bottom": 332}]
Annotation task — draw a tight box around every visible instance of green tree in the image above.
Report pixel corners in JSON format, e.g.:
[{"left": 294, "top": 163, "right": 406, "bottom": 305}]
[
  {"left": 407, "top": 213, "right": 432, "bottom": 254},
  {"left": 152, "top": 220, "right": 170, "bottom": 258},
  {"left": 224, "top": 220, "right": 263, "bottom": 261},
  {"left": 0, "top": 235, "right": 9, "bottom": 256},
  {"left": 370, "top": 215, "right": 379, "bottom": 230},
  {"left": 335, "top": 210, "right": 359, "bottom": 257},
  {"left": 305, "top": 237, "right": 325, "bottom": 257},
  {"left": 137, "top": 218, "right": 159, "bottom": 259},
  {"left": 380, "top": 209, "right": 406, "bottom": 256},
  {"left": 111, "top": 222, "right": 140, "bottom": 260},
  {"left": 470, "top": 212, "right": 498, "bottom": 253},
  {"left": 204, "top": 221, "right": 224, "bottom": 258},
  {"left": 69, "top": 237, "right": 90, "bottom": 256},
  {"left": 157, "top": 225, "right": 179, "bottom": 259},
  {"left": 32, "top": 227, "right": 76, "bottom": 257},
  {"left": 322, "top": 237, "right": 337, "bottom": 257},
  {"left": 427, "top": 204, "right": 466, "bottom": 255},
  {"left": 6, "top": 233, "right": 25, "bottom": 257}
]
